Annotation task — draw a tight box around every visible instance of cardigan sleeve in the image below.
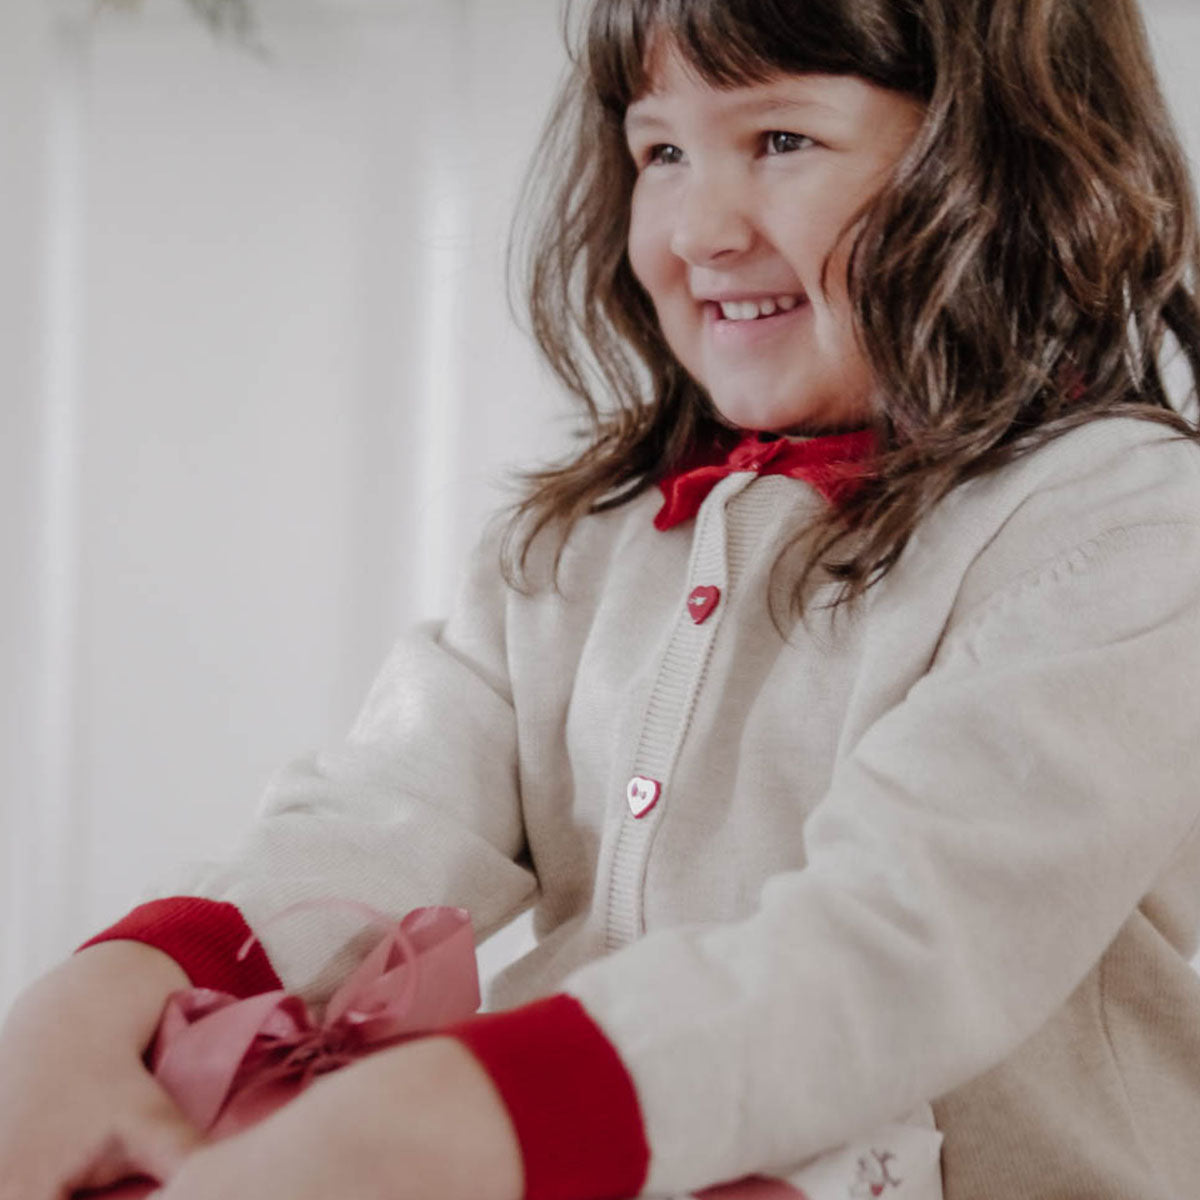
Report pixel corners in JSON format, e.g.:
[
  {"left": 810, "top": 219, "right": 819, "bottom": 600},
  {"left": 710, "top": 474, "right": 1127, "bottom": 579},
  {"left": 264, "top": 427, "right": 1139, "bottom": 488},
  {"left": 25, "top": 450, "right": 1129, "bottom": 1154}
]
[
  {"left": 548, "top": 514, "right": 1200, "bottom": 1196},
  {"left": 89, "top": 524, "right": 539, "bottom": 1002}
]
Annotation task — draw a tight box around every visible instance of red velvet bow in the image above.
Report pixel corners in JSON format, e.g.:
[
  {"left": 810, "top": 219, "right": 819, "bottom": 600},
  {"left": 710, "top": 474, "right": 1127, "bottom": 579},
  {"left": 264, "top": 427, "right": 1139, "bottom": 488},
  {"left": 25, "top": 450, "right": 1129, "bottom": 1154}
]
[
  {"left": 654, "top": 428, "right": 877, "bottom": 531},
  {"left": 75, "top": 905, "right": 480, "bottom": 1199}
]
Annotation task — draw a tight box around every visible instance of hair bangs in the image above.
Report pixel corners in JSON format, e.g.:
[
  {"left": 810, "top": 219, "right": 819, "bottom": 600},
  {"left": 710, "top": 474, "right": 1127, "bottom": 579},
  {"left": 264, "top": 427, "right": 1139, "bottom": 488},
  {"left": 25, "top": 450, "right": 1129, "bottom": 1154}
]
[{"left": 583, "top": 0, "right": 931, "bottom": 117}]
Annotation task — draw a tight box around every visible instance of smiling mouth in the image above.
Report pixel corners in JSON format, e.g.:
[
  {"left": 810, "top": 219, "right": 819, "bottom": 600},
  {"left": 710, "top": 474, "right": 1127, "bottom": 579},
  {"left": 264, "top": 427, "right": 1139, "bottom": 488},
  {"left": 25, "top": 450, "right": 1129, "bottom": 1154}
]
[{"left": 712, "top": 295, "right": 805, "bottom": 322}]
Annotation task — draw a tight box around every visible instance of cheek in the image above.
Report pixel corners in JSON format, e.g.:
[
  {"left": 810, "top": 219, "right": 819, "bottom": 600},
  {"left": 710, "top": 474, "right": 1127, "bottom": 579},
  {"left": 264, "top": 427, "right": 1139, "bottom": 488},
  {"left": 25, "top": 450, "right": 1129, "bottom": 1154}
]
[
  {"left": 627, "top": 192, "right": 675, "bottom": 298},
  {"left": 770, "top": 190, "right": 860, "bottom": 301}
]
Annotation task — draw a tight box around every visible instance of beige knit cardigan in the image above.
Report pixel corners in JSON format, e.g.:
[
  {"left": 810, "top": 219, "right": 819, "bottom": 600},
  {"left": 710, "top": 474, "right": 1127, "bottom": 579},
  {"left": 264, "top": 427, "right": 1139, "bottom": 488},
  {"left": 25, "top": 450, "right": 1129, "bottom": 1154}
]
[{"left": 174, "top": 416, "right": 1200, "bottom": 1199}]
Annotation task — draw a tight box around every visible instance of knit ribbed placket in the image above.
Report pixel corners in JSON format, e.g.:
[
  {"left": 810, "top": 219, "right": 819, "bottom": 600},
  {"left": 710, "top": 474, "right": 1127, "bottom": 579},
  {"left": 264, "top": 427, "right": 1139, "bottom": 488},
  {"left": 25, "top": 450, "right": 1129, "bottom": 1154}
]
[{"left": 604, "top": 474, "right": 752, "bottom": 951}]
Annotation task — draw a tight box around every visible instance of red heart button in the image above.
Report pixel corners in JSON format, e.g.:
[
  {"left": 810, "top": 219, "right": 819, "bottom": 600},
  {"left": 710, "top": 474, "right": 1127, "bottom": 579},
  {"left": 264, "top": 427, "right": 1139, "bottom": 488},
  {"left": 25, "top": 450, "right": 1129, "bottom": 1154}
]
[{"left": 686, "top": 585, "right": 721, "bottom": 624}]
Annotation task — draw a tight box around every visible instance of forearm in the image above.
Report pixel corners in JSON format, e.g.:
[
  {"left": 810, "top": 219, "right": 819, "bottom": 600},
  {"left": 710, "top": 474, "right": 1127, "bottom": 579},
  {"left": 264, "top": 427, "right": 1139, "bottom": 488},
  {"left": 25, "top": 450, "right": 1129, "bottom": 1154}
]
[
  {"left": 4, "top": 940, "right": 189, "bottom": 1050},
  {"left": 152, "top": 1037, "right": 525, "bottom": 1200},
  {"left": 332, "top": 1038, "right": 524, "bottom": 1200}
]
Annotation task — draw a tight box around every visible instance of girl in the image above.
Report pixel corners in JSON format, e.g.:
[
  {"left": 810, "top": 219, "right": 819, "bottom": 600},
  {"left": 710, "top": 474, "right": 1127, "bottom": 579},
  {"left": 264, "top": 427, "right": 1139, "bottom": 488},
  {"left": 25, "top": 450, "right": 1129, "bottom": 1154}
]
[{"left": 4, "top": 0, "right": 1200, "bottom": 1198}]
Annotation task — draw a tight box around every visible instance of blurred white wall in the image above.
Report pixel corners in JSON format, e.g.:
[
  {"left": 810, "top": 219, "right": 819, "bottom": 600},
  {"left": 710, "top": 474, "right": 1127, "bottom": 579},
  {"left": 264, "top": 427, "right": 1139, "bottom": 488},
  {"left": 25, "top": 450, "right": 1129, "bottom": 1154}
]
[
  {"left": 1, "top": 0, "right": 1198, "bottom": 1009},
  {"left": 1, "top": 0, "right": 60, "bottom": 1008},
  {"left": 2, "top": 0, "right": 571, "bottom": 1006}
]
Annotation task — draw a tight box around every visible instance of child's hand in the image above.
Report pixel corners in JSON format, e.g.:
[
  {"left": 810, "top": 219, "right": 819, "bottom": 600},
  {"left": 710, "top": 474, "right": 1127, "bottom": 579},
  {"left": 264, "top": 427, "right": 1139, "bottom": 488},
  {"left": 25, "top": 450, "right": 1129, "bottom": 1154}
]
[
  {"left": 151, "top": 1037, "right": 523, "bottom": 1200},
  {"left": 0, "top": 942, "right": 201, "bottom": 1200}
]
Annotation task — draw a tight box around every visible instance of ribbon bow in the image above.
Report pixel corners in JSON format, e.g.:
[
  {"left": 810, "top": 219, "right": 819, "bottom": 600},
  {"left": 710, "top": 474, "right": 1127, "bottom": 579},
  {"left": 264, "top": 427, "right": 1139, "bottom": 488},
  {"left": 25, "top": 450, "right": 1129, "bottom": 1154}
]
[
  {"left": 152, "top": 904, "right": 480, "bottom": 1136},
  {"left": 654, "top": 428, "right": 877, "bottom": 531},
  {"left": 75, "top": 905, "right": 480, "bottom": 1199}
]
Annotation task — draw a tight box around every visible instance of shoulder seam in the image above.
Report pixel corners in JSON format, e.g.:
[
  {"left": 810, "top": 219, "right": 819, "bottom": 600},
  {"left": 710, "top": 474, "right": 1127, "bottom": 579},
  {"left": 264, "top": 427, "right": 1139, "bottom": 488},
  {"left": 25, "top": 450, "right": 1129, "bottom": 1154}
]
[{"left": 950, "top": 518, "right": 1200, "bottom": 640}]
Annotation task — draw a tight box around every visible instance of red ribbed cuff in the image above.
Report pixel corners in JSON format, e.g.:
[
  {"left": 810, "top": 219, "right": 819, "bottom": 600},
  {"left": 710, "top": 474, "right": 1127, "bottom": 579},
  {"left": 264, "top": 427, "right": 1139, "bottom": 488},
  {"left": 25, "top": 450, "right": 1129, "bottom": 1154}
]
[
  {"left": 78, "top": 896, "right": 282, "bottom": 997},
  {"left": 447, "top": 993, "right": 649, "bottom": 1200}
]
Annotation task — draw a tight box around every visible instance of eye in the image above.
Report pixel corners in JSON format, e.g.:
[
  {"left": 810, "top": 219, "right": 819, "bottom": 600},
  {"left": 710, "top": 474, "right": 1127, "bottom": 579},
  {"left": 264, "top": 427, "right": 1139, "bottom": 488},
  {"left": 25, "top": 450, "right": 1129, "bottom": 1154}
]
[
  {"left": 645, "top": 143, "right": 685, "bottom": 167},
  {"left": 764, "top": 130, "right": 815, "bottom": 155}
]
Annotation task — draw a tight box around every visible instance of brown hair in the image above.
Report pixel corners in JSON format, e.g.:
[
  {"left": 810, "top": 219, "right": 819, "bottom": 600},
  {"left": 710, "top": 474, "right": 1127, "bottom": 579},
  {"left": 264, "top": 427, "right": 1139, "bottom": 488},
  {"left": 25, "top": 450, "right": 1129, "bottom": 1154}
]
[{"left": 503, "top": 0, "right": 1200, "bottom": 610}]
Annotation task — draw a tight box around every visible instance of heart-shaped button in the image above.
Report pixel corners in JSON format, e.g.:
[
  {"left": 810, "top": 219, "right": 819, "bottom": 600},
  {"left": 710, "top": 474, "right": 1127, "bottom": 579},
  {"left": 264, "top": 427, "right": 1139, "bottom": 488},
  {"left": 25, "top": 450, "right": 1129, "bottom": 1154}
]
[
  {"left": 686, "top": 585, "right": 721, "bottom": 625},
  {"left": 626, "top": 775, "right": 661, "bottom": 819}
]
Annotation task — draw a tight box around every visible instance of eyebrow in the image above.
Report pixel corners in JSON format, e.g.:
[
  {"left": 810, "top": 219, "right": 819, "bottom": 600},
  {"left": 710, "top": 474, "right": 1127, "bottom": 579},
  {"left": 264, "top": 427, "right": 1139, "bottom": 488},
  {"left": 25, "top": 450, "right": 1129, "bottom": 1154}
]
[{"left": 624, "top": 93, "right": 842, "bottom": 135}]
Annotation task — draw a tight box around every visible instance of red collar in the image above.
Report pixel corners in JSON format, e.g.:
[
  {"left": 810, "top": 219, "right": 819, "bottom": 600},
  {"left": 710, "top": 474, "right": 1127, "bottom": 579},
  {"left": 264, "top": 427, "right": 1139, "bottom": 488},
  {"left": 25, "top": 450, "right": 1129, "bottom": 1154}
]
[{"left": 654, "top": 428, "right": 877, "bottom": 531}]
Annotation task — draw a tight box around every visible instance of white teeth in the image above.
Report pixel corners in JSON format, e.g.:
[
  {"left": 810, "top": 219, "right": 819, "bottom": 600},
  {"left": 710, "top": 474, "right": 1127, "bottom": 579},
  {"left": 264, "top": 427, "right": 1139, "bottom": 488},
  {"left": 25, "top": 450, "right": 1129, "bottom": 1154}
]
[
  {"left": 716, "top": 295, "right": 802, "bottom": 321},
  {"left": 719, "top": 301, "right": 756, "bottom": 321}
]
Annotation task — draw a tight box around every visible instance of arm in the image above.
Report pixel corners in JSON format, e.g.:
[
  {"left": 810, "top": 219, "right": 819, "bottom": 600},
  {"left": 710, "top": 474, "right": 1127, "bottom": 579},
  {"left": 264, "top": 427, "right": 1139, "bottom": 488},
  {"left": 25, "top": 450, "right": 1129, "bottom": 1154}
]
[
  {"left": 0, "top": 943, "right": 527, "bottom": 1200},
  {"left": 553, "top": 517, "right": 1200, "bottom": 1193},
  {"left": 151, "top": 1038, "right": 524, "bottom": 1200},
  {"left": 0, "top": 941, "right": 200, "bottom": 1198},
  {"left": 130, "top": 512, "right": 1200, "bottom": 1200},
  {"left": 416, "top": 511, "right": 1200, "bottom": 1198}
]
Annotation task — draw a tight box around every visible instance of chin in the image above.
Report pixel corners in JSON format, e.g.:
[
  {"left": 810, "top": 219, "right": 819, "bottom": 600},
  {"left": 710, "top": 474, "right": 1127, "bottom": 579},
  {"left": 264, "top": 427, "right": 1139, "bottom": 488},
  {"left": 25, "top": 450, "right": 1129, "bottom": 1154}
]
[
  {"left": 710, "top": 402, "right": 825, "bottom": 435},
  {"left": 713, "top": 391, "right": 873, "bottom": 435},
  {"left": 705, "top": 395, "right": 784, "bottom": 431}
]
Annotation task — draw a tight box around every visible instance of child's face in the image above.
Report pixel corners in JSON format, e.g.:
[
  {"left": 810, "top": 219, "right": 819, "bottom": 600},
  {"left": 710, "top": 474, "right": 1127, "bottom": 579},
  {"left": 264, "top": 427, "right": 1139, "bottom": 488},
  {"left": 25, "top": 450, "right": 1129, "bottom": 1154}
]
[{"left": 624, "top": 46, "right": 924, "bottom": 433}]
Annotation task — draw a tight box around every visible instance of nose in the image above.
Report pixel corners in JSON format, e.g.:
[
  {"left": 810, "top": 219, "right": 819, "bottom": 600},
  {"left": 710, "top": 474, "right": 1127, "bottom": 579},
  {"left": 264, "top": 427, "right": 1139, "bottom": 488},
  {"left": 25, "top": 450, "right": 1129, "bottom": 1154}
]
[{"left": 669, "top": 174, "right": 754, "bottom": 265}]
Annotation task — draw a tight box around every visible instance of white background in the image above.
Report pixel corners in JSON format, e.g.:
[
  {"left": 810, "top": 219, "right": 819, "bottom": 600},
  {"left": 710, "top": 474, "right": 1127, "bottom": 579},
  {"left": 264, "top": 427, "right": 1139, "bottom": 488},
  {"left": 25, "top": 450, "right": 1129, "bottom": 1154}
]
[{"left": 1, "top": 0, "right": 1198, "bottom": 1010}]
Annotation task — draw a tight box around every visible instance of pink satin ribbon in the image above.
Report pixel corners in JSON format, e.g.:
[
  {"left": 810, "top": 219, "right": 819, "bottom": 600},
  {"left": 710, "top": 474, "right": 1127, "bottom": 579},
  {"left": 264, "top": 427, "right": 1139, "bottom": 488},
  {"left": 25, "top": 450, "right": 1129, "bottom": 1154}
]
[{"left": 74, "top": 904, "right": 480, "bottom": 1199}]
